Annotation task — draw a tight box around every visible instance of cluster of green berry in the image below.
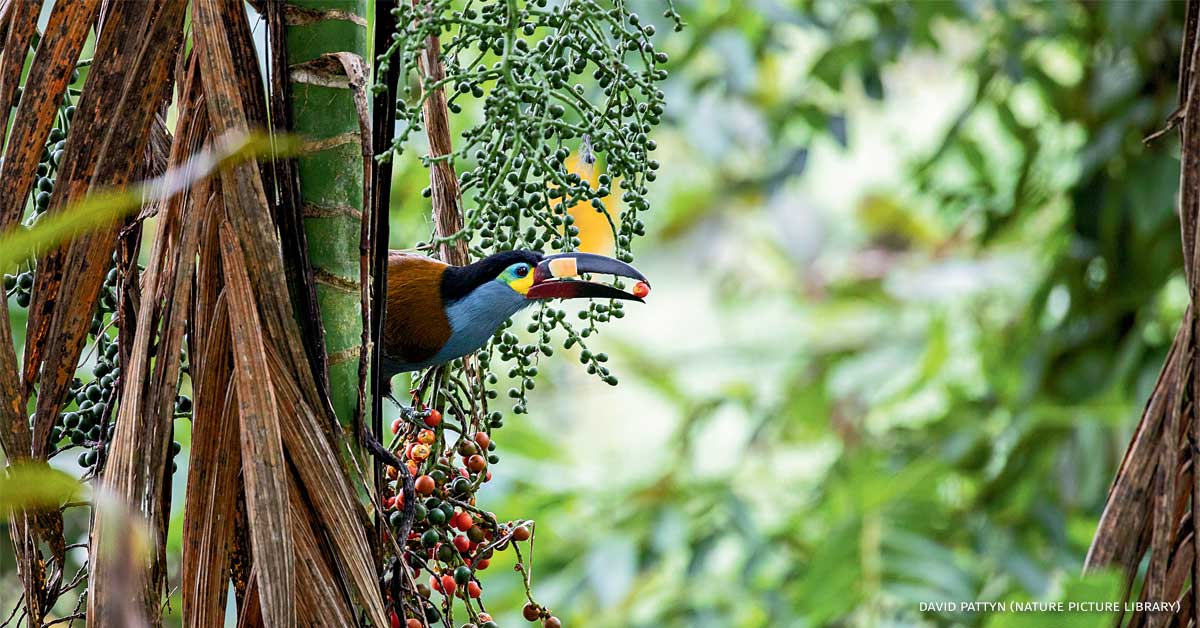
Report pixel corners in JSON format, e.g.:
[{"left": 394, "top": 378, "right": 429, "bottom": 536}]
[
  {"left": 24, "top": 259, "right": 189, "bottom": 473},
  {"left": 381, "top": 0, "right": 668, "bottom": 264},
  {"left": 2, "top": 86, "right": 75, "bottom": 305},
  {"left": 378, "top": 0, "right": 667, "bottom": 411}
]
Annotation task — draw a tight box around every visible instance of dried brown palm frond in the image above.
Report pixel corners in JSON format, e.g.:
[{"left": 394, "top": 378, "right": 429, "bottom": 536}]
[
  {"left": 0, "top": 1, "right": 386, "bottom": 626},
  {"left": 1087, "top": 2, "right": 1200, "bottom": 626}
]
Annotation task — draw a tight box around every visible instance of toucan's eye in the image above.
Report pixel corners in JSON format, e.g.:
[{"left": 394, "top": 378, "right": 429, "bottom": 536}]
[{"left": 514, "top": 264, "right": 529, "bottom": 278}]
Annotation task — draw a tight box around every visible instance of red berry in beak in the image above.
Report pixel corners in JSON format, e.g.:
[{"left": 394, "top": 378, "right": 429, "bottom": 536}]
[{"left": 633, "top": 281, "right": 650, "bottom": 298}]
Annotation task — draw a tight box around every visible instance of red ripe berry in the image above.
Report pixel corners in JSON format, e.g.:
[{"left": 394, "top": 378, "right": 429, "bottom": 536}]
[
  {"left": 467, "top": 581, "right": 482, "bottom": 598},
  {"left": 382, "top": 496, "right": 395, "bottom": 510},
  {"left": 467, "top": 455, "right": 487, "bottom": 472},
  {"left": 440, "top": 574, "right": 457, "bottom": 596},
  {"left": 406, "top": 619, "right": 422, "bottom": 628},
  {"left": 485, "top": 470, "right": 493, "bottom": 482},
  {"left": 512, "top": 525, "right": 532, "bottom": 541},
  {"left": 391, "top": 418, "right": 403, "bottom": 435},
  {"left": 453, "top": 535, "right": 471, "bottom": 553},
  {"left": 424, "top": 409, "right": 443, "bottom": 427},
  {"left": 633, "top": 281, "right": 651, "bottom": 298},
  {"left": 475, "top": 558, "right": 490, "bottom": 570},
  {"left": 523, "top": 603, "right": 541, "bottom": 621},
  {"left": 474, "top": 432, "right": 491, "bottom": 449},
  {"left": 453, "top": 511, "right": 474, "bottom": 531},
  {"left": 429, "top": 575, "right": 442, "bottom": 593},
  {"left": 389, "top": 610, "right": 401, "bottom": 628},
  {"left": 414, "top": 475, "right": 436, "bottom": 496}
]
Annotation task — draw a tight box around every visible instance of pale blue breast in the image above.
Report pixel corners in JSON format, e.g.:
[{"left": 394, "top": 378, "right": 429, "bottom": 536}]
[{"left": 385, "top": 281, "right": 530, "bottom": 374}]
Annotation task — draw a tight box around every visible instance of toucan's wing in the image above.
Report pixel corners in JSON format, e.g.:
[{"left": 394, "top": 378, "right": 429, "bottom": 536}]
[{"left": 383, "top": 253, "right": 453, "bottom": 369}]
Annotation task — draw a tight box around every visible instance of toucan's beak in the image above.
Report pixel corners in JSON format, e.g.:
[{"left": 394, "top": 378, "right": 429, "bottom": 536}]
[{"left": 526, "top": 252, "right": 650, "bottom": 302}]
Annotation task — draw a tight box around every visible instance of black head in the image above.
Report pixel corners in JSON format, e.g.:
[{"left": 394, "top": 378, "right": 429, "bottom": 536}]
[{"left": 441, "top": 250, "right": 544, "bottom": 301}]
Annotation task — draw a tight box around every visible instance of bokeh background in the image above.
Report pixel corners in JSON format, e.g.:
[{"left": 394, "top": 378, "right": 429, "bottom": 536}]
[
  {"left": 1, "top": 1, "right": 1191, "bottom": 626},
  {"left": 390, "top": 1, "right": 1188, "bottom": 626}
]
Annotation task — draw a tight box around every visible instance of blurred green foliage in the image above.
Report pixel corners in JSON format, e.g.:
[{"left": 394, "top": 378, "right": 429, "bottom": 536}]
[{"left": 423, "top": 1, "right": 1189, "bottom": 626}]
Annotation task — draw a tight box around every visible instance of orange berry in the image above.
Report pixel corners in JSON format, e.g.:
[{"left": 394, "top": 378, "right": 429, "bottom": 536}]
[
  {"left": 411, "top": 443, "right": 431, "bottom": 461},
  {"left": 467, "top": 455, "right": 487, "bottom": 472},
  {"left": 467, "top": 581, "right": 482, "bottom": 598},
  {"left": 418, "top": 429, "right": 436, "bottom": 444},
  {"left": 440, "top": 574, "right": 456, "bottom": 596},
  {"left": 453, "top": 511, "right": 474, "bottom": 531},
  {"left": 415, "top": 475, "right": 436, "bottom": 495},
  {"left": 474, "top": 432, "right": 491, "bottom": 449},
  {"left": 391, "top": 418, "right": 403, "bottom": 434},
  {"left": 406, "top": 620, "right": 422, "bottom": 628},
  {"left": 424, "top": 409, "right": 443, "bottom": 427},
  {"left": 633, "top": 281, "right": 651, "bottom": 298}
]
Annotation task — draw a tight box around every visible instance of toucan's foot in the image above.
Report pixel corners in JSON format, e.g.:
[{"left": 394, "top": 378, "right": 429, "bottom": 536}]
[{"left": 383, "top": 394, "right": 432, "bottom": 425}]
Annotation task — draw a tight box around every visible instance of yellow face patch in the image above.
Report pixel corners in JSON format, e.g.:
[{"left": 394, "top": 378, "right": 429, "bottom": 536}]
[{"left": 509, "top": 272, "right": 534, "bottom": 295}]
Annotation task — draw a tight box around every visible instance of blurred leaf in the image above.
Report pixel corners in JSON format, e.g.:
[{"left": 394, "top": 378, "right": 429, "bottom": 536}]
[{"left": 0, "top": 463, "right": 83, "bottom": 514}]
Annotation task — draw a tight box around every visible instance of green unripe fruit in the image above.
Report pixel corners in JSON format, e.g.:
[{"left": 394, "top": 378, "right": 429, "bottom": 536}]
[{"left": 453, "top": 565, "right": 472, "bottom": 584}]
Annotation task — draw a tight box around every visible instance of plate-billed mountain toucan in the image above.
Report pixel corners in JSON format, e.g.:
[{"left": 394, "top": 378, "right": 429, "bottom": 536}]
[{"left": 381, "top": 250, "right": 650, "bottom": 378}]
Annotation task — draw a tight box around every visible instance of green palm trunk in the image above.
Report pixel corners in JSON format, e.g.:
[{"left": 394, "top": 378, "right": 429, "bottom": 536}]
[{"left": 285, "top": 1, "right": 368, "bottom": 432}]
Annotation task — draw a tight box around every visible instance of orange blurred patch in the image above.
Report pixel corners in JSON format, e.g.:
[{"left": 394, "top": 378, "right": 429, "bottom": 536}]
[{"left": 551, "top": 154, "right": 618, "bottom": 254}]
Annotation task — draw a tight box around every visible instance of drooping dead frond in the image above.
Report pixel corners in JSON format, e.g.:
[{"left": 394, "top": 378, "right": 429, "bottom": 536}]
[{"left": 1087, "top": 2, "right": 1200, "bottom": 625}]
